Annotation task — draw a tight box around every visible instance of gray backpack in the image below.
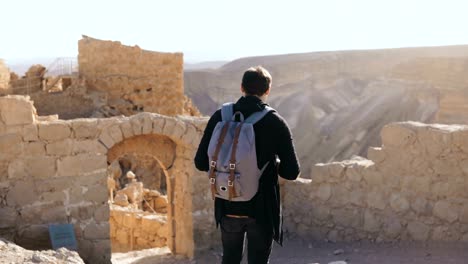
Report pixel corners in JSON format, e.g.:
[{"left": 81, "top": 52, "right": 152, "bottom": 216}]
[{"left": 207, "top": 102, "right": 274, "bottom": 201}]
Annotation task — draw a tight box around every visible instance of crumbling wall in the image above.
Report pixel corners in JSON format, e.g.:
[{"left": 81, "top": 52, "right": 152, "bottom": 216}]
[
  {"left": 109, "top": 207, "right": 168, "bottom": 252},
  {"left": 0, "top": 96, "right": 211, "bottom": 263},
  {"left": 78, "top": 36, "right": 185, "bottom": 116},
  {"left": 284, "top": 122, "right": 468, "bottom": 242},
  {"left": 0, "top": 60, "right": 9, "bottom": 90}
]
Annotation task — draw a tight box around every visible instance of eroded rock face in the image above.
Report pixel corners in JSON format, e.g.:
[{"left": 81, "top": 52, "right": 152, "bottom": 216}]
[
  {"left": 185, "top": 46, "right": 468, "bottom": 176},
  {"left": 0, "top": 238, "right": 84, "bottom": 264}
]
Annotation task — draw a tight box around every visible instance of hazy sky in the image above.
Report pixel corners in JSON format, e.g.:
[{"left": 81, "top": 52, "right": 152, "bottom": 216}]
[{"left": 1, "top": 0, "right": 468, "bottom": 64}]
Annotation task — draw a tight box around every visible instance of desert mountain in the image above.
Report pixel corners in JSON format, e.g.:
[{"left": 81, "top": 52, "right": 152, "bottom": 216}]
[{"left": 184, "top": 45, "right": 468, "bottom": 176}]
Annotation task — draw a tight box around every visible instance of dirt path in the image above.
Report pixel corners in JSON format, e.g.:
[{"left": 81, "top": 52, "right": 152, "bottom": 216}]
[{"left": 112, "top": 239, "right": 468, "bottom": 264}]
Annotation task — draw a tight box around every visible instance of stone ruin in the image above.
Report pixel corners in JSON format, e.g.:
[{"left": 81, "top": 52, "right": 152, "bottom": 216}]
[
  {"left": 1, "top": 37, "right": 468, "bottom": 264},
  {"left": 0, "top": 37, "right": 215, "bottom": 263}
]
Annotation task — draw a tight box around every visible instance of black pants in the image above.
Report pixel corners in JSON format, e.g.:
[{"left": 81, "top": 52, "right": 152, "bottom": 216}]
[{"left": 220, "top": 216, "right": 273, "bottom": 264}]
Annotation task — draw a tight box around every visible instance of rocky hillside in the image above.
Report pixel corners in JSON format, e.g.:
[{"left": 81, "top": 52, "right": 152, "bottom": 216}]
[{"left": 184, "top": 46, "right": 468, "bottom": 176}]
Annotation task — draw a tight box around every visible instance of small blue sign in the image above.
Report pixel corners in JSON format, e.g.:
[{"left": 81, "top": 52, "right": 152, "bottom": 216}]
[{"left": 48, "top": 224, "right": 78, "bottom": 251}]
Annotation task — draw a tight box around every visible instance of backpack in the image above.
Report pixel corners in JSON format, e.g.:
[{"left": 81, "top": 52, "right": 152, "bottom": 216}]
[{"left": 207, "top": 102, "right": 275, "bottom": 201}]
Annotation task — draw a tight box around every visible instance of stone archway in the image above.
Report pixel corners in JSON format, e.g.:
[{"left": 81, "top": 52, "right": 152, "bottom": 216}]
[{"left": 106, "top": 134, "right": 176, "bottom": 253}]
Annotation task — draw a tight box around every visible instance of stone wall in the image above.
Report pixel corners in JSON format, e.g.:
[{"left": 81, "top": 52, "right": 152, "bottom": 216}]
[
  {"left": 0, "top": 95, "right": 212, "bottom": 263},
  {"left": 284, "top": 122, "right": 468, "bottom": 242},
  {"left": 78, "top": 36, "right": 184, "bottom": 117},
  {"left": 0, "top": 60, "right": 9, "bottom": 90},
  {"left": 109, "top": 207, "right": 168, "bottom": 252}
]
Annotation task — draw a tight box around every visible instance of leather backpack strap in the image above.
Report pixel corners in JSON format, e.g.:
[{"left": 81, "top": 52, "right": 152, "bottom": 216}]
[
  {"left": 228, "top": 122, "right": 244, "bottom": 200},
  {"left": 209, "top": 121, "right": 231, "bottom": 200}
]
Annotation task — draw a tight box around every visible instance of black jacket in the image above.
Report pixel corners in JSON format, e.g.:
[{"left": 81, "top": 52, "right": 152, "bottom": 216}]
[{"left": 194, "top": 95, "right": 300, "bottom": 245}]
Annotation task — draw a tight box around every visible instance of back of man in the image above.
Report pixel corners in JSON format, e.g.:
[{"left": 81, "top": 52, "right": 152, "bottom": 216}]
[{"left": 194, "top": 66, "right": 300, "bottom": 264}]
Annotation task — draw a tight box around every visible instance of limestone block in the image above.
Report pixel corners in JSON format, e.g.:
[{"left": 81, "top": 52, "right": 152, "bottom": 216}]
[
  {"left": 418, "top": 127, "right": 451, "bottom": 157},
  {"left": 367, "top": 190, "right": 386, "bottom": 210},
  {"left": 83, "top": 185, "right": 108, "bottom": 203},
  {"left": 84, "top": 222, "right": 110, "bottom": 240},
  {"left": 0, "top": 95, "right": 35, "bottom": 125},
  {"left": 6, "top": 180, "right": 37, "bottom": 207},
  {"left": 141, "top": 113, "right": 153, "bottom": 134},
  {"left": 172, "top": 120, "right": 187, "bottom": 140},
  {"left": 122, "top": 213, "right": 138, "bottom": 228},
  {"left": 407, "top": 221, "right": 430, "bottom": 241},
  {"left": 0, "top": 134, "right": 23, "bottom": 159},
  {"left": 181, "top": 124, "right": 198, "bottom": 146},
  {"left": 348, "top": 189, "right": 365, "bottom": 206},
  {"left": 327, "top": 162, "right": 346, "bottom": 178},
  {"left": 0, "top": 207, "right": 18, "bottom": 228},
  {"left": 114, "top": 193, "right": 129, "bottom": 207},
  {"left": 362, "top": 168, "right": 383, "bottom": 186},
  {"left": 162, "top": 118, "right": 177, "bottom": 137},
  {"left": 72, "top": 119, "right": 99, "bottom": 139},
  {"left": 120, "top": 121, "right": 134, "bottom": 138},
  {"left": 46, "top": 139, "right": 73, "bottom": 156},
  {"left": 94, "top": 204, "right": 110, "bottom": 223},
  {"left": 433, "top": 201, "right": 458, "bottom": 223},
  {"left": 98, "top": 130, "right": 115, "bottom": 149},
  {"left": 115, "top": 229, "right": 129, "bottom": 244},
  {"left": 73, "top": 140, "right": 107, "bottom": 154},
  {"left": 23, "top": 124, "right": 39, "bottom": 141},
  {"left": 108, "top": 124, "right": 123, "bottom": 143},
  {"left": 8, "top": 157, "right": 56, "bottom": 179},
  {"left": 452, "top": 129, "right": 468, "bottom": 153},
  {"left": 131, "top": 117, "right": 143, "bottom": 135},
  {"left": 363, "top": 210, "right": 381, "bottom": 232},
  {"left": 381, "top": 123, "right": 416, "bottom": 148},
  {"left": 460, "top": 160, "right": 468, "bottom": 175},
  {"left": 41, "top": 191, "right": 66, "bottom": 203},
  {"left": 153, "top": 118, "right": 166, "bottom": 134},
  {"left": 316, "top": 184, "right": 332, "bottom": 201},
  {"left": 70, "top": 205, "right": 95, "bottom": 221},
  {"left": 312, "top": 164, "right": 329, "bottom": 184},
  {"left": 390, "top": 194, "right": 410, "bottom": 213},
  {"left": 367, "top": 147, "right": 386, "bottom": 163},
  {"left": 384, "top": 217, "right": 402, "bottom": 238},
  {"left": 460, "top": 204, "right": 468, "bottom": 224},
  {"left": 411, "top": 197, "right": 430, "bottom": 215},
  {"left": 38, "top": 122, "right": 71, "bottom": 141},
  {"left": 57, "top": 154, "right": 107, "bottom": 177},
  {"left": 41, "top": 205, "right": 68, "bottom": 223},
  {"left": 311, "top": 205, "right": 330, "bottom": 221},
  {"left": 332, "top": 208, "right": 362, "bottom": 228},
  {"left": 431, "top": 182, "right": 450, "bottom": 199},
  {"left": 346, "top": 165, "right": 363, "bottom": 182},
  {"left": 24, "top": 141, "right": 46, "bottom": 156}
]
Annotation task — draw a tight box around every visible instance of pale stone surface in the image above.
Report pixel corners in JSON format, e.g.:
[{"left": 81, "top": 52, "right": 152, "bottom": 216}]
[
  {"left": 284, "top": 122, "right": 468, "bottom": 244},
  {"left": 46, "top": 139, "right": 73, "bottom": 156},
  {"left": 407, "top": 221, "right": 430, "bottom": 241},
  {"left": 390, "top": 194, "right": 410, "bottom": 213},
  {"left": 433, "top": 201, "right": 458, "bottom": 223},
  {"left": 316, "top": 184, "right": 332, "bottom": 201},
  {"left": 72, "top": 119, "right": 99, "bottom": 139},
  {"left": 0, "top": 96, "right": 35, "bottom": 125},
  {"left": 38, "top": 122, "right": 71, "bottom": 141},
  {"left": 57, "top": 154, "right": 106, "bottom": 177}
]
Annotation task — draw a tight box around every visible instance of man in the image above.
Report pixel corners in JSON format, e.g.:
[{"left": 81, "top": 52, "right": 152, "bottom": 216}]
[{"left": 194, "top": 66, "right": 300, "bottom": 264}]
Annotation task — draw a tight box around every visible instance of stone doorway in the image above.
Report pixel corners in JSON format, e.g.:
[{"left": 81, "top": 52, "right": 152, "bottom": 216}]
[{"left": 106, "top": 134, "right": 176, "bottom": 253}]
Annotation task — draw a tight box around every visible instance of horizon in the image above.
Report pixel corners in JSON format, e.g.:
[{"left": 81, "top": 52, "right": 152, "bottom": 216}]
[{"left": 2, "top": 0, "right": 468, "bottom": 65}]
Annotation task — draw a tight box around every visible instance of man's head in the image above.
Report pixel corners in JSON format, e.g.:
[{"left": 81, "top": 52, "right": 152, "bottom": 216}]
[{"left": 241, "top": 66, "right": 272, "bottom": 98}]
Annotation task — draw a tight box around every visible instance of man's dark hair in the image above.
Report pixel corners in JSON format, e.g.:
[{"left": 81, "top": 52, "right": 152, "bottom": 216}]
[{"left": 241, "top": 66, "right": 272, "bottom": 96}]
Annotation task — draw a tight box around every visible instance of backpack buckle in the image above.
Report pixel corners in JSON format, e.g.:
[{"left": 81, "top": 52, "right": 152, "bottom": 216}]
[
  {"left": 210, "top": 161, "right": 217, "bottom": 167},
  {"left": 229, "top": 163, "right": 236, "bottom": 170},
  {"left": 210, "top": 178, "right": 216, "bottom": 184},
  {"left": 227, "top": 180, "right": 234, "bottom": 186}
]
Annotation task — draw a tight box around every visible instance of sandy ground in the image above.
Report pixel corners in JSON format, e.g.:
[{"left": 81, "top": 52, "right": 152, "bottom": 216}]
[{"left": 112, "top": 238, "right": 468, "bottom": 264}]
